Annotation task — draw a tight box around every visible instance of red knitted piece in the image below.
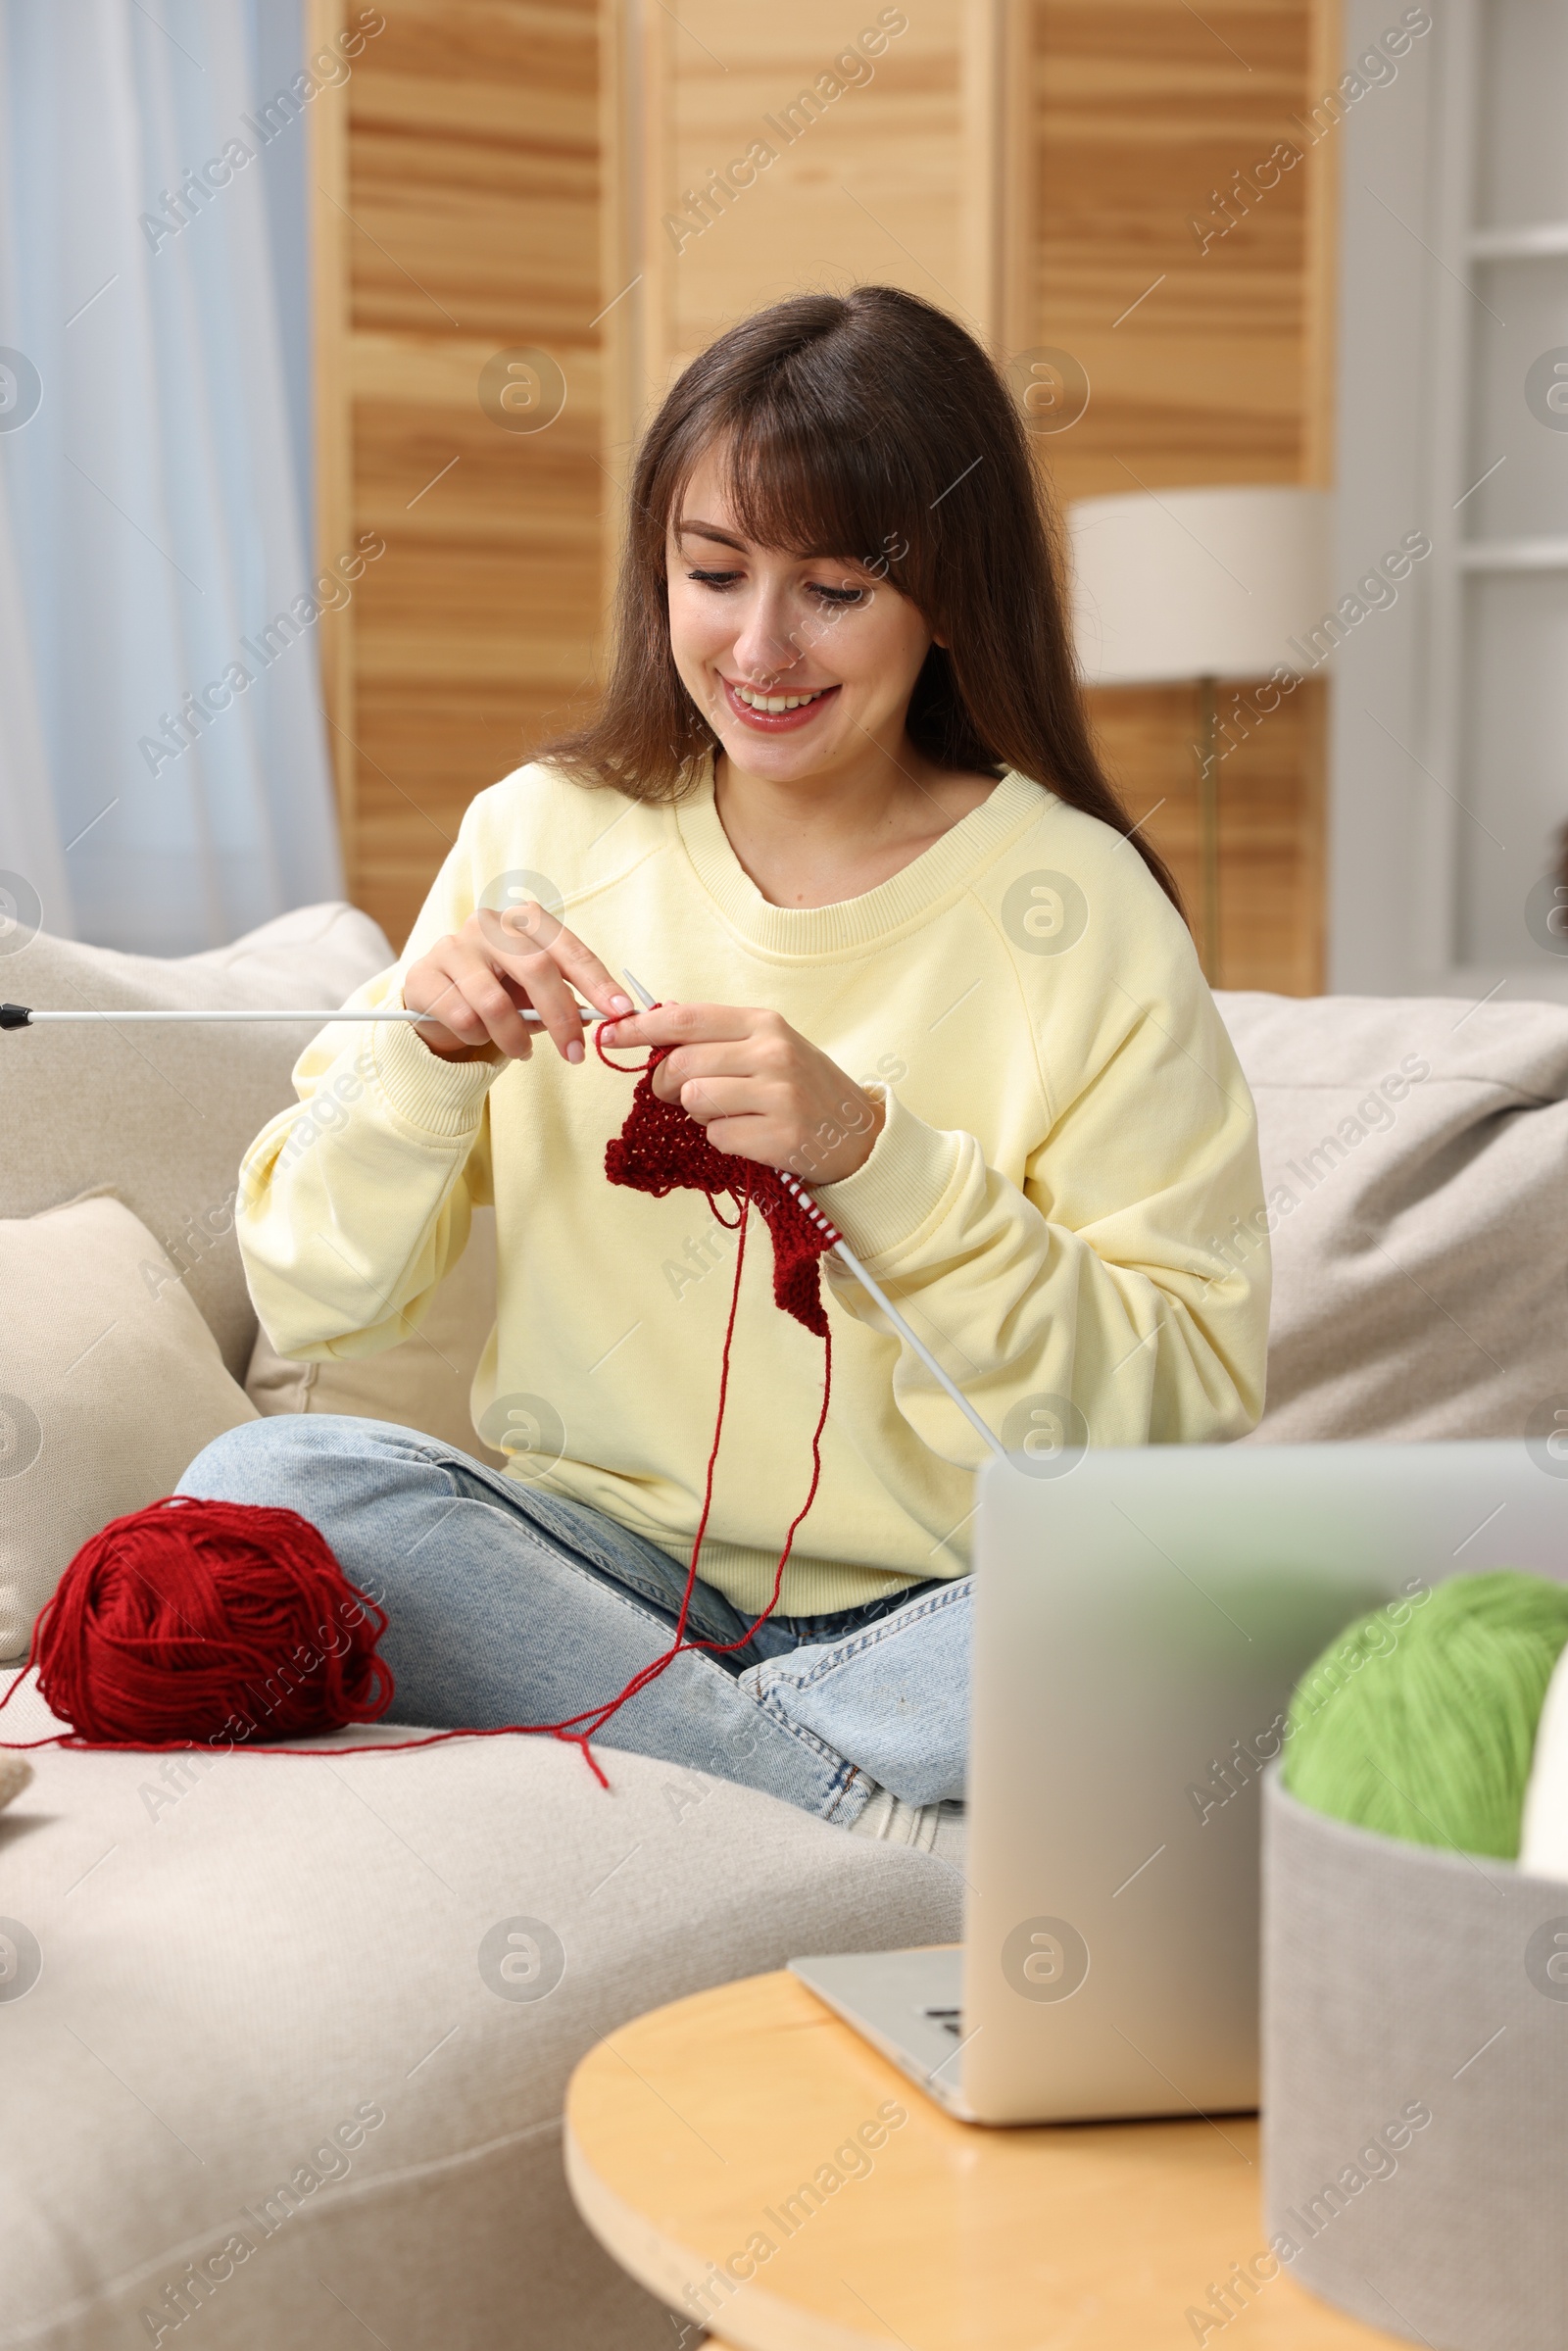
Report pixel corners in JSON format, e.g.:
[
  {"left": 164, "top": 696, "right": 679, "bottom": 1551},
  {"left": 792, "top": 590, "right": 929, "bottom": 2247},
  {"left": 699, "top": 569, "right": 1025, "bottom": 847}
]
[{"left": 602, "top": 1047, "right": 834, "bottom": 1335}]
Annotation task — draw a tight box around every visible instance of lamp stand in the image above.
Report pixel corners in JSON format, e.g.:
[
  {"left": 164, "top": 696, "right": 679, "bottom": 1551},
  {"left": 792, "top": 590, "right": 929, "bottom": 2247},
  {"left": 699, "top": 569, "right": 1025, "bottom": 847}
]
[{"left": 1197, "top": 673, "right": 1220, "bottom": 985}]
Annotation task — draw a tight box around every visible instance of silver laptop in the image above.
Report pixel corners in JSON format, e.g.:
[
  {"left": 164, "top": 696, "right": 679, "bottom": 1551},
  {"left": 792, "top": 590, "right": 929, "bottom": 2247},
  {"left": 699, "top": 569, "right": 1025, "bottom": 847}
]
[{"left": 791, "top": 1441, "right": 1568, "bottom": 2126}]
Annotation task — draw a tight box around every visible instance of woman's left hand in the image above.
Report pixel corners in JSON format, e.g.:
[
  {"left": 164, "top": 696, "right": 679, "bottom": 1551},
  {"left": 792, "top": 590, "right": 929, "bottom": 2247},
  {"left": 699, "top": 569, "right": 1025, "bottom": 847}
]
[{"left": 599, "top": 1004, "right": 884, "bottom": 1184}]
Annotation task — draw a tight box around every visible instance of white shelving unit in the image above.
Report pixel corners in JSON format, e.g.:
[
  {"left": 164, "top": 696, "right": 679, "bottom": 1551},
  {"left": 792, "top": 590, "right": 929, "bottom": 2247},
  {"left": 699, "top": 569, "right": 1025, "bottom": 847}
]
[{"left": 1329, "top": 0, "right": 1568, "bottom": 998}]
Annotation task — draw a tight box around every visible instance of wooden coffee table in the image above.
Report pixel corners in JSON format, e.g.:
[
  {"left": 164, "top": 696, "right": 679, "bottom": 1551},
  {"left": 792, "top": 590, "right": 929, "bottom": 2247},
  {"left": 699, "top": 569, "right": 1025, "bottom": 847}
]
[{"left": 564, "top": 1966, "right": 1405, "bottom": 2349}]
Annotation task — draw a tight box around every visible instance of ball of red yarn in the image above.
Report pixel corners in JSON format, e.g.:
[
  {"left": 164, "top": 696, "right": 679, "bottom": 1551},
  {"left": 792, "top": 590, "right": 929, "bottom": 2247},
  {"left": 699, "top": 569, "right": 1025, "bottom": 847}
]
[{"left": 28, "top": 1494, "right": 394, "bottom": 1748}]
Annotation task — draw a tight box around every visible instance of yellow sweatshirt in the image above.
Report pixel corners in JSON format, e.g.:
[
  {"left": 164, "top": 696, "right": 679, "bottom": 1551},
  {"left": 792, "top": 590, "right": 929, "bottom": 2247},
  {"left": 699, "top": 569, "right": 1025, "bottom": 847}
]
[{"left": 236, "top": 759, "right": 1269, "bottom": 1615}]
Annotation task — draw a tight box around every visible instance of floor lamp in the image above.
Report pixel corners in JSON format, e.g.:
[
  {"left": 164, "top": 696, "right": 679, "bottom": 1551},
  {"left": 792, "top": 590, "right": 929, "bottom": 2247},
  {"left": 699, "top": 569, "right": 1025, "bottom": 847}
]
[{"left": 1066, "top": 486, "right": 1332, "bottom": 984}]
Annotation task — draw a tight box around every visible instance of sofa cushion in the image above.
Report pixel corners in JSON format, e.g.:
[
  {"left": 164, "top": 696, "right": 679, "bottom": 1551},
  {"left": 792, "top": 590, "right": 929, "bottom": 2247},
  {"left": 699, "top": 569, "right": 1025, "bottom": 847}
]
[
  {"left": 0, "top": 1674, "right": 962, "bottom": 2351},
  {"left": 0, "top": 903, "right": 392, "bottom": 1383},
  {"left": 0, "top": 1193, "right": 257, "bottom": 1661},
  {"left": 246, "top": 1206, "right": 507, "bottom": 1469},
  {"left": 1217, "top": 990, "right": 1568, "bottom": 1442}
]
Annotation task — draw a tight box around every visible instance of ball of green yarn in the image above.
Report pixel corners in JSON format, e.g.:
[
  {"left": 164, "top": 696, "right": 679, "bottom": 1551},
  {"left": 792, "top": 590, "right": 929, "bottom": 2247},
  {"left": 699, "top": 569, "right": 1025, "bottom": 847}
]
[{"left": 1282, "top": 1571, "right": 1568, "bottom": 1859}]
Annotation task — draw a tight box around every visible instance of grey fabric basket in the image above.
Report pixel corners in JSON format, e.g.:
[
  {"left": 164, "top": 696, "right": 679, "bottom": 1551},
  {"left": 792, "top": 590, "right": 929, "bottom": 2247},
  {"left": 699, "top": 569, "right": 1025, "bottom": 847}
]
[{"left": 1262, "top": 1772, "right": 1568, "bottom": 2350}]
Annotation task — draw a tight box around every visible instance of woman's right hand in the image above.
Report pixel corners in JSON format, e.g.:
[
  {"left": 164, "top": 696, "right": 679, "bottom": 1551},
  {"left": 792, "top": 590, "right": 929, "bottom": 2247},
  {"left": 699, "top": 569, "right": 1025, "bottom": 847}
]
[{"left": 401, "top": 901, "right": 634, "bottom": 1063}]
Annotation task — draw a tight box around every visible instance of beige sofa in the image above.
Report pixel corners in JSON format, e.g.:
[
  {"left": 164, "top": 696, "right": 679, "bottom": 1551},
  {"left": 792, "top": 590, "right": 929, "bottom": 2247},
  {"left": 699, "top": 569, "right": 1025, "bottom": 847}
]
[{"left": 3, "top": 906, "right": 1565, "bottom": 2351}]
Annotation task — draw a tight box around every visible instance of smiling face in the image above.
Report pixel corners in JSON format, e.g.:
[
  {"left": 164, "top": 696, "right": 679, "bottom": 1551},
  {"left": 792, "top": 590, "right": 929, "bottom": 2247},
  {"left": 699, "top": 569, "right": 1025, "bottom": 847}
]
[{"left": 664, "top": 443, "right": 938, "bottom": 790}]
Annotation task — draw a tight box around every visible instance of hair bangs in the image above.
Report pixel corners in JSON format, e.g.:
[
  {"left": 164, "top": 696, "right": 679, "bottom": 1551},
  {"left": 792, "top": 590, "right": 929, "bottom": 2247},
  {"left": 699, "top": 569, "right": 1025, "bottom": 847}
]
[{"left": 704, "top": 384, "right": 917, "bottom": 591}]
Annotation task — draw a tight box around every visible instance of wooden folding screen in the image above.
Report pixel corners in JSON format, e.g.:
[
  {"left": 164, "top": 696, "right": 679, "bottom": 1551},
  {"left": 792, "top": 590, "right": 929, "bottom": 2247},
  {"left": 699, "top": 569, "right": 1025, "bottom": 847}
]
[{"left": 315, "top": 0, "right": 1336, "bottom": 984}]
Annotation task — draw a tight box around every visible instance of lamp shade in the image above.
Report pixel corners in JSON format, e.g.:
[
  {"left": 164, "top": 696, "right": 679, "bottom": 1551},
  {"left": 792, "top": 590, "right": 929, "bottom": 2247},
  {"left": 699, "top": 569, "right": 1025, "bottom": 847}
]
[{"left": 1068, "top": 485, "right": 1333, "bottom": 686}]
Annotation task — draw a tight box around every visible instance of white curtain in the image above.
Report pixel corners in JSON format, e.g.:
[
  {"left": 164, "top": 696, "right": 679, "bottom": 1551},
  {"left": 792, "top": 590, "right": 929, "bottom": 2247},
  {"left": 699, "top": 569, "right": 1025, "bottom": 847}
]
[{"left": 0, "top": 0, "right": 343, "bottom": 955}]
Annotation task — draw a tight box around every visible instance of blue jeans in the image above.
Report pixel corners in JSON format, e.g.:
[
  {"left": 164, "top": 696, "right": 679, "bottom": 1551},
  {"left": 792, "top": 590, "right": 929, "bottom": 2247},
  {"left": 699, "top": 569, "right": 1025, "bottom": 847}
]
[{"left": 176, "top": 1416, "right": 972, "bottom": 1822}]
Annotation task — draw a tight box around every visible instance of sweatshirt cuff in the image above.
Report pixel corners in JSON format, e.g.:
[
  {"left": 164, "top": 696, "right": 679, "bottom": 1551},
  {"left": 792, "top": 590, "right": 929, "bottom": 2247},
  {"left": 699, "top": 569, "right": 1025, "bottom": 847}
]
[
  {"left": 368, "top": 1011, "right": 502, "bottom": 1138},
  {"left": 813, "top": 1087, "right": 963, "bottom": 1264}
]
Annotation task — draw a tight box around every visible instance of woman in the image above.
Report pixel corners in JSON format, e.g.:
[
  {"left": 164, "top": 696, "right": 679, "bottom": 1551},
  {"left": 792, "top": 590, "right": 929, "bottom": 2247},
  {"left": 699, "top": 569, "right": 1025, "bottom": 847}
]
[{"left": 182, "top": 287, "right": 1268, "bottom": 1852}]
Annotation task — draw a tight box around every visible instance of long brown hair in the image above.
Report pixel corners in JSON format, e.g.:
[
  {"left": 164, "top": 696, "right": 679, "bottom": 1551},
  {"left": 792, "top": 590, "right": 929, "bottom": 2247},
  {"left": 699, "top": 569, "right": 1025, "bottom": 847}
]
[{"left": 543, "top": 285, "right": 1182, "bottom": 913}]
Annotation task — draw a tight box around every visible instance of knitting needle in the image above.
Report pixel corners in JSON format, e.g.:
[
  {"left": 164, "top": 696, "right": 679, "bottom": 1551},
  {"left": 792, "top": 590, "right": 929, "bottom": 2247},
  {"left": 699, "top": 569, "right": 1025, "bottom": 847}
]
[
  {"left": 0, "top": 1004, "right": 600, "bottom": 1029},
  {"left": 9, "top": 972, "right": 1010, "bottom": 1457},
  {"left": 775, "top": 1171, "right": 1007, "bottom": 1460},
  {"left": 615, "top": 967, "right": 1008, "bottom": 1462}
]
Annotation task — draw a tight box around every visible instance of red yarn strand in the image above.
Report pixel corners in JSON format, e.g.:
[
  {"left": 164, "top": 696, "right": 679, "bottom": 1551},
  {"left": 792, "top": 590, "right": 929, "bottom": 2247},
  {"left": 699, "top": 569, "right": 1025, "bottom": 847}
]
[
  {"left": 498, "top": 1163, "right": 833, "bottom": 1757},
  {"left": 677, "top": 1168, "right": 752, "bottom": 1643}
]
